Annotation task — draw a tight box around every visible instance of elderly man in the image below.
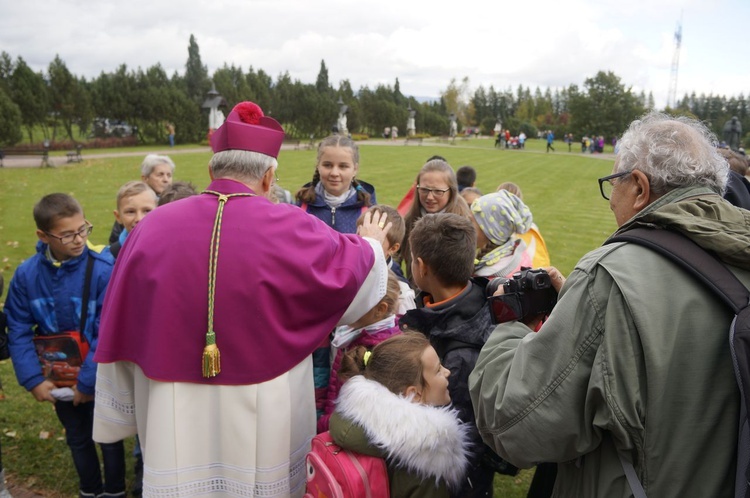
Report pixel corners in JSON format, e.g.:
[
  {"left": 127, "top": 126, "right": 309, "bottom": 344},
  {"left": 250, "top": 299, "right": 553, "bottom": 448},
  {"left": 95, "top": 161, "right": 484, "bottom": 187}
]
[
  {"left": 470, "top": 112, "right": 750, "bottom": 497},
  {"left": 93, "top": 102, "right": 390, "bottom": 497}
]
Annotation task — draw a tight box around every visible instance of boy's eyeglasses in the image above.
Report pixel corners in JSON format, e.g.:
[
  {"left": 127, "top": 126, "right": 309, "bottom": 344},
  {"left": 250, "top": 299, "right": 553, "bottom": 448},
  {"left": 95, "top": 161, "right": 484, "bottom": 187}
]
[
  {"left": 44, "top": 223, "right": 93, "bottom": 245},
  {"left": 416, "top": 186, "right": 451, "bottom": 198},
  {"left": 598, "top": 171, "right": 632, "bottom": 200}
]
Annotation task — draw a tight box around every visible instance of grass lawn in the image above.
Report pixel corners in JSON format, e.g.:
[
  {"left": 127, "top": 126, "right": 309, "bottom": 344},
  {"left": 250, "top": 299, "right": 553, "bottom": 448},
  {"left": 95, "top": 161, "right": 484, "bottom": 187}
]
[{"left": 0, "top": 137, "right": 616, "bottom": 496}]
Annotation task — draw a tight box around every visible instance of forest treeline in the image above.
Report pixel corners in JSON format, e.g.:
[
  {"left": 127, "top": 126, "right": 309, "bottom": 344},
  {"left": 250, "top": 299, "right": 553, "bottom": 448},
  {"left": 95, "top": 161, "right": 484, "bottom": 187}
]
[{"left": 0, "top": 35, "right": 748, "bottom": 148}]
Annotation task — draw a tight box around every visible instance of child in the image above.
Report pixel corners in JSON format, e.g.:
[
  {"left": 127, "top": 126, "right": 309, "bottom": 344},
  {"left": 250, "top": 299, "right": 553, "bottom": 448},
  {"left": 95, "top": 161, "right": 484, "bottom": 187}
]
[
  {"left": 496, "top": 182, "right": 551, "bottom": 267},
  {"left": 402, "top": 159, "right": 471, "bottom": 283},
  {"left": 471, "top": 191, "right": 534, "bottom": 279},
  {"left": 295, "top": 135, "right": 376, "bottom": 234},
  {"left": 4, "top": 193, "right": 126, "bottom": 498},
  {"left": 356, "top": 205, "right": 416, "bottom": 314},
  {"left": 157, "top": 180, "right": 197, "bottom": 206},
  {"left": 399, "top": 213, "right": 514, "bottom": 497},
  {"left": 329, "top": 332, "right": 470, "bottom": 498},
  {"left": 317, "top": 271, "right": 402, "bottom": 433},
  {"left": 109, "top": 181, "right": 158, "bottom": 259},
  {"left": 296, "top": 135, "right": 378, "bottom": 417},
  {"left": 109, "top": 154, "right": 175, "bottom": 245}
]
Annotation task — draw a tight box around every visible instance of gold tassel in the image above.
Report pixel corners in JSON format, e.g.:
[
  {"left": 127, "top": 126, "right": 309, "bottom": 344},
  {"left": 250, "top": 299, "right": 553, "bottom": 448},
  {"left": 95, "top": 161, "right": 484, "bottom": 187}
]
[{"left": 202, "top": 332, "right": 221, "bottom": 378}]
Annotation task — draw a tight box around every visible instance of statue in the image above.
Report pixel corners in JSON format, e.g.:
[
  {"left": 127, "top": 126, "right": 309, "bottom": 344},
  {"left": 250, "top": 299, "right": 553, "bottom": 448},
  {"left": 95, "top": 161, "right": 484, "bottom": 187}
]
[
  {"left": 723, "top": 116, "right": 742, "bottom": 151},
  {"left": 407, "top": 108, "right": 416, "bottom": 137},
  {"left": 493, "top": 116, "right": 502, "bottom": 136},
  {"left": 449, "top": 113, "right": 458, "bottom": 138},
  {"left": 337, "top": 104, "right": 349, "bottom": 136}
]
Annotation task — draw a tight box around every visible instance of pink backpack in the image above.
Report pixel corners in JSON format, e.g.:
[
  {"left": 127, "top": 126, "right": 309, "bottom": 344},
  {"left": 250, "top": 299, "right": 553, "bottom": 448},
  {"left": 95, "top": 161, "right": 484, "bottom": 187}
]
[{"left": 304, "top": 431, "right": 390, "bottom": 498}]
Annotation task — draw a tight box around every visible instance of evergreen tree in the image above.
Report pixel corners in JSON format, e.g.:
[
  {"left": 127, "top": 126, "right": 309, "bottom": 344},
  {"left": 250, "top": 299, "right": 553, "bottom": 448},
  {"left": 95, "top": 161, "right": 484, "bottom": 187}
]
[{"left": 0, "top": 86, "right": 23, "bottom": 146}]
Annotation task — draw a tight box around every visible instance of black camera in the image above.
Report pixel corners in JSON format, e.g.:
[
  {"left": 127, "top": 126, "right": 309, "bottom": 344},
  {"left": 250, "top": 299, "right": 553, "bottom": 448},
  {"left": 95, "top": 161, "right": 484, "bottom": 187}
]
[{"left": 486, "top": 268, "right": 558, "bottom": 324}]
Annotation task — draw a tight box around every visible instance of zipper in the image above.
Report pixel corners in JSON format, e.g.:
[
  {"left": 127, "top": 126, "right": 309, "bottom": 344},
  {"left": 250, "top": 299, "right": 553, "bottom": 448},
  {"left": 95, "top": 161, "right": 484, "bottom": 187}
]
[
  {"left": 331, "top": 206, "right": 337, "bottom": 227},
  {"left": 346, "top": 450, "right": 372, "bottom": 498}
]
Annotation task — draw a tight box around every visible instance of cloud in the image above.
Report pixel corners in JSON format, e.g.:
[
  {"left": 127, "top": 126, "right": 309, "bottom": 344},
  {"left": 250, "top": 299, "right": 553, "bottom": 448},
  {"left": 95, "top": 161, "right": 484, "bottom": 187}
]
[{"left": 0, "top": 0, "right": 747, "bottom": 110}]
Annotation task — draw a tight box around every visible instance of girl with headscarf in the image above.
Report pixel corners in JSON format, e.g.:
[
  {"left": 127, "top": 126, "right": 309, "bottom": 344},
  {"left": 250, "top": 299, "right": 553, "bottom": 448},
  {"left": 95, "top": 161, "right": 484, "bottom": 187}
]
[{"left": 471, "top": 191, "right": 534, "bottom": 278}]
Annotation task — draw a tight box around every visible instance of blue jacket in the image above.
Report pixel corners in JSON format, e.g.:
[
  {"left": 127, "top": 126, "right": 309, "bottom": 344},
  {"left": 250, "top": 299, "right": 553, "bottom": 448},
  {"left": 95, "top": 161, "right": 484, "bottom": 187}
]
[
  {"left": 5, "top": 241, "right": 114, "bottom": 395},
  {"left": 299, "top": 180, "right": 377, "bottom": 234}
]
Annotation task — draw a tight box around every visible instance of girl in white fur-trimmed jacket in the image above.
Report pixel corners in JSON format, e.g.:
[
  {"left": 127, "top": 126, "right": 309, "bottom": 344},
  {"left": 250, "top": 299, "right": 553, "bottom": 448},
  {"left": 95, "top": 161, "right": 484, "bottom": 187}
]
[{"left": 329, "top": 332, "right": 471, "bottom": 498}]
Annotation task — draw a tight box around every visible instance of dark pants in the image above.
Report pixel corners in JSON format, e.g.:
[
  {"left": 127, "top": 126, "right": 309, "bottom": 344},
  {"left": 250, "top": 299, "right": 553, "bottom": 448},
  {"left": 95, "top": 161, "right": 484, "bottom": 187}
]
[{"left": 54, "top": 400, "right": 126, "bottom": 496}]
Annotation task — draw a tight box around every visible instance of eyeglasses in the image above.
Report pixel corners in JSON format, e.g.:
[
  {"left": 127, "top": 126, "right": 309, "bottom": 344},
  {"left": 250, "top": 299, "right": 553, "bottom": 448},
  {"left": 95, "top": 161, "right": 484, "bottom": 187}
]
[
  {"left": 44, "top": 223, "right": 93, "bottom": 245},
  {"left": 416, "top": 186, "right": 451, "bottom": 198},
  {"left": 598, "top": 171, "right": 632, "bottom": 200}
]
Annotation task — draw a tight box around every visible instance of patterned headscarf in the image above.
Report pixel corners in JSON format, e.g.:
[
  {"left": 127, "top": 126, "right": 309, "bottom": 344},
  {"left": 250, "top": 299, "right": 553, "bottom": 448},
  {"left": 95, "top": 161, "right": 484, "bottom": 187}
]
[{"left": 472, "top": 191, "right": 533, "bottom": 269}]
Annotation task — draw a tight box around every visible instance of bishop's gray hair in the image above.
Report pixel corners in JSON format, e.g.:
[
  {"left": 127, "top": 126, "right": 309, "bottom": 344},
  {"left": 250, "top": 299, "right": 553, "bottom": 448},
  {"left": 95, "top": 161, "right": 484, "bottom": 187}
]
[{"left": 209, "top": 150, "right": 278, "bottom": 183}]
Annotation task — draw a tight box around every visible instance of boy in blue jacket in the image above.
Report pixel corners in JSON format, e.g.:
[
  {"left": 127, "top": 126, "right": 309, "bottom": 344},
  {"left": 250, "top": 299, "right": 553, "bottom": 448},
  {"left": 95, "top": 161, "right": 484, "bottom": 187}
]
[{"left": 5, "top": 193, "right": 125, "bottom": 498}]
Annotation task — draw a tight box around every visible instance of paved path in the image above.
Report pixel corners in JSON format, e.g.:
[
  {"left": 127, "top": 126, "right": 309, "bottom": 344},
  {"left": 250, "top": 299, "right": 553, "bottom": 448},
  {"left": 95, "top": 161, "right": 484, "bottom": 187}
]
[{"left": 0, "top": 140, "right": 614, "bottom": 169}]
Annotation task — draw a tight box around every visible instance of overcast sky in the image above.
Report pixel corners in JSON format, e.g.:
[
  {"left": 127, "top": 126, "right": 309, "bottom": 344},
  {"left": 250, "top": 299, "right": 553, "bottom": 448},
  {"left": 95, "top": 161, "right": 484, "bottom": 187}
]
[{"left": 1, "top": 0, "right": 747, "bottom": 109}]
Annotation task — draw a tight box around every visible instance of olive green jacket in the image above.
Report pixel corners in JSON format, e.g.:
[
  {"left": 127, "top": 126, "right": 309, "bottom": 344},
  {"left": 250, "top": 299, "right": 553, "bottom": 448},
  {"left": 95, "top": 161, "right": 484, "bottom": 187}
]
[
  {"left": 329, "top": 375, "right": 471, "bottom": 498},
  {"left": 470, "top": 187, "right": 750, "bottom": 497}
]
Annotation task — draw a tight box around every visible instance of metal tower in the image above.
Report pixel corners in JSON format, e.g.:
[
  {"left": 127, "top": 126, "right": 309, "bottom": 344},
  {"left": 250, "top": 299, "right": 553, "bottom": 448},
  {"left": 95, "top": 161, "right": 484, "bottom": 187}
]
[{"left": 667, "top": 19, "right": 682, "bottom": 109}]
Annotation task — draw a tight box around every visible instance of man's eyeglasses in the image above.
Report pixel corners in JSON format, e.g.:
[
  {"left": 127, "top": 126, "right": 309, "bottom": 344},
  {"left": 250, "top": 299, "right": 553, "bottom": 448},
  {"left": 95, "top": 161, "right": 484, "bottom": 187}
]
[
  {"left": 598, "top": 171, "right": 632, "bottom": 200},
  {"left": 44, "top": 223, "right": 93, "bottom": 245},
  {"left": 416, "top": 186, "right": 451, "bottom": 198}
]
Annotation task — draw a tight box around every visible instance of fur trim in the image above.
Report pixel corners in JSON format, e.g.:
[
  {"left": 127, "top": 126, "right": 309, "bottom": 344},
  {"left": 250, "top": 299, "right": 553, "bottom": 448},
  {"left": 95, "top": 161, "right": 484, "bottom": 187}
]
[{"left": 336, "top": 376, "right": 471, "bottom": 488}]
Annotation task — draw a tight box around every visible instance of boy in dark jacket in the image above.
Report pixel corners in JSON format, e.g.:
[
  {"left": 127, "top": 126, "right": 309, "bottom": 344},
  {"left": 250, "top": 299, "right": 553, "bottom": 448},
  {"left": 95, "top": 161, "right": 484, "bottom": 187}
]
[
  {"left": 399, "top": 213, "right": 513, "bottom": 497},
  {"left": 5, "top": 193, "right": 125, "bottom": 498}
]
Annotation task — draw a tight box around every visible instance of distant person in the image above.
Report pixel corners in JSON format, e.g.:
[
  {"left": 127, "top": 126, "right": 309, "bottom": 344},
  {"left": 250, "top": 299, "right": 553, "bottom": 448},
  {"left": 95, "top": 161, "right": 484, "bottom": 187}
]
[
  {"left": 456, "top": 165, "right": 477, "bottom": 192},
  {"left": 546, "top": 130, "right": 555, "bottom": 152},
  {"left": 518, "top": 131, "right": 526, "bottom": 149},
  {"left": 723, "top": 116, "right": 742, "bottom": 151},
  {"left": 330, "top": 332, "right": 470, "bottom": 497},
  {"left": 5, "top": 194, "right": 126, "bottom": 498},
  {"left": 166, "top": 122, "right": 175, "bottom": 147}
]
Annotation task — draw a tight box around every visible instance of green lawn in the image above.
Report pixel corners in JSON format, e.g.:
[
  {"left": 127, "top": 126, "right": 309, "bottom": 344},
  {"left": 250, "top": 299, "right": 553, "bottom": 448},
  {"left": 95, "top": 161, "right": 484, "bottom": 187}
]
[{"left": 0, "top": 138, "right": 616, "bottom": 496}]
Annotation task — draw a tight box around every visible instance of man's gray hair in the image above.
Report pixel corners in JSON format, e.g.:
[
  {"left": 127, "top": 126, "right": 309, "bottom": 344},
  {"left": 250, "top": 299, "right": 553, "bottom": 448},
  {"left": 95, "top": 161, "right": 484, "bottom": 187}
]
[
  {"left": 141, "top": 154, "right": 176, "bottom": 177},
  {"left": 209, "top": 150, "right": 278, "bottom": 182},
  {"left": 616, "top": 112, "right": 729, "bottom": 195}
]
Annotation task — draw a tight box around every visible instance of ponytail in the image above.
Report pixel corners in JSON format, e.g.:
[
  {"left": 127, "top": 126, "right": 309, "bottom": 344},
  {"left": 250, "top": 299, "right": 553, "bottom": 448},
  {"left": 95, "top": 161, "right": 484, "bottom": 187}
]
[{"left": 295, "top": 168, "right": 320, "bottom": 205}]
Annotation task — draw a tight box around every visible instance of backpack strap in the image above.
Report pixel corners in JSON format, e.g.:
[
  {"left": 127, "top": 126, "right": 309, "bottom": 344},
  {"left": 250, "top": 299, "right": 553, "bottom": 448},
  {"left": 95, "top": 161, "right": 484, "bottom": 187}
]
[
  {"left": 79, "top": 255, "right": 95, "bottom": 343},
  {"left": 607, "top": 228, "right": 749, "bottom": 313},
  {"left": 607, "top": 227, "right": 750, "bottom": 498}
]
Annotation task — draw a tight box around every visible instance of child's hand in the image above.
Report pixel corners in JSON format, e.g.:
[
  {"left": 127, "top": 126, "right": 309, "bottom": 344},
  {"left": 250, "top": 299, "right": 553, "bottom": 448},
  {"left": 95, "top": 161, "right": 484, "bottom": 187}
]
[
  {"left": 357, "top": 210, "right": 392, "bottom": 248},
  {"left": 72, "top": 385, "right": 94, "bottom": 406},
  {"left": 30, "top": 380, "right": 57, "bottom": 403}
]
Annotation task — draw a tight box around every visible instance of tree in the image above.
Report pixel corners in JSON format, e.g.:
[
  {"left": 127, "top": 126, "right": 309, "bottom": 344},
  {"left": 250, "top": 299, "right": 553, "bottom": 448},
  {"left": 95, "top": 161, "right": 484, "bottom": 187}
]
[
  {"left": 0, "top": 86, "right": 23, "bottom": 146},
  {"left": 10, "top": 57, "right": 49, "bottom": 142},
  {"left": 441, "top": 77, "right": 471, "bottom": 127},
  {"left": 315, "top": 60, "right": 330, "bottom": 94},
  {"left": 568, "top": 71, "right": 644, "bottom": 140},
  {"left": 48, "top": 55, "right": 80, "bottom": 141},
  {"left": 185, "top": 34, "right": 210, "bottom": 104}
]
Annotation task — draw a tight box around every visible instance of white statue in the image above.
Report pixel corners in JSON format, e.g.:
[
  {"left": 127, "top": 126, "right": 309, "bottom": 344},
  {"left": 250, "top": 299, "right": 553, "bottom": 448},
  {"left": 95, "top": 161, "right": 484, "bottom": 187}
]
[
  {"left": 407, "top": 109, "right": 416, "bottom": 137},
  {"left": 337, "top": 105, "right": 349, "bottom": 135}
]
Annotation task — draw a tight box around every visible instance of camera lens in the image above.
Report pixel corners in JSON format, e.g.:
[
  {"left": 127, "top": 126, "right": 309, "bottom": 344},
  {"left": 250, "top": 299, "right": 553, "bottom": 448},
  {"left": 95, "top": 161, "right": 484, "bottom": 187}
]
[{"left": 486, "top": 277, "right": 507, "bottom": 297}]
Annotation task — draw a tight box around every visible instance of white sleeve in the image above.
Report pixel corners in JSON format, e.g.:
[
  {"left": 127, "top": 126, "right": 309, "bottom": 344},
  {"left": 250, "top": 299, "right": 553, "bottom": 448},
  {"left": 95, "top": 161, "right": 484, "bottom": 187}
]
[
  {"left": 337, "top": 237, "right": 389, "bottom": 326},
  {"left": 93, "top": 361, "right": 138, "bottom": 443}
]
